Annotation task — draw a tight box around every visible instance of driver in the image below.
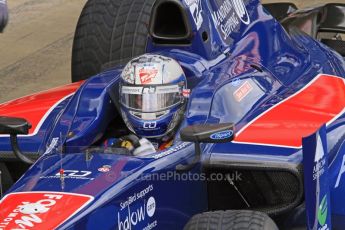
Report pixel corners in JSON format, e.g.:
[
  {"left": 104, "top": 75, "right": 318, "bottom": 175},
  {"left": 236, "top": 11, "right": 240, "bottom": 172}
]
[
  {"left": 0, "top": 0, "right": 8, "bottom": 33},
  {"left": 115, "top": 54, "right": 189, "bottom": 156}
]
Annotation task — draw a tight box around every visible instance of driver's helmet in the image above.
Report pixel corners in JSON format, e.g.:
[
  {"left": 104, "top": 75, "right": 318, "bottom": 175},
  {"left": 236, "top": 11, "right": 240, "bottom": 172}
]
[{"left": 119, "top": 54, "right": 188, "bottom": 138}]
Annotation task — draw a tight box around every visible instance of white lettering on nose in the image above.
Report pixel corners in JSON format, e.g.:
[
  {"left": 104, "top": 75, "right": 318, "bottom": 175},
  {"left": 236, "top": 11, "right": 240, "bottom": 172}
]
[
  {"left": 36, "top": 199, "right": 56, "bottom": 207},
  {"left": 15, "top": 214, "right": 42, "bottom": 228},
  {"left": 43, "top": 194, "right": 63, "bottom": 200}
]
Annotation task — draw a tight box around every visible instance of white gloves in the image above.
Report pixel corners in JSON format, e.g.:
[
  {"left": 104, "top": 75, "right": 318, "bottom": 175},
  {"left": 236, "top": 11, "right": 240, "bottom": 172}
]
[{"left": 133, "top": 138, "right": 156, "bottom": 156}]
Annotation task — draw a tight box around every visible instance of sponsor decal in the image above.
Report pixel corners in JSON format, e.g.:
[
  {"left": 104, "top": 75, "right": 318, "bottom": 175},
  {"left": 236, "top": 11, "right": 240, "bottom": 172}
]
[
  {"left": 98, "top": 165, "right": 112, "bottom": 173},
  {"left": 152, "top": 142, "right": 191, "bottom": 159},
  {"left": 139, "top": 68, "right": 158, "bottom": 84},
  {"left": 0, "top": 192, "right": 93, "bottom": 230},
  {"left": 19, "top": 202, "right": 50, "bottom": 215},
  {"left": 210, "top": 130, "right": 233, "bottom": 140},
  {"left": 233, "top": 0, "right": 250, "bottom": 25},
  {"left": 118, "top": 185, "right": 157, "bottom": 230},
  {"left": 143, "top": 122, "right": 157, "bottom": 129},
  {"left": 313, "top": 135, "right": 326, "bottom": 181},
  {"left": 146, "top": 197, "right": 156, "bottom": 218},
  {"left": 233, "top": 81, "right": 253, "bottom": 102},
  {"left": 122, "top": 85, "right": 179, "bottom": 95},
  {"left": 122, "top": 86, "right": 143, "bottom": 95},
  {"left": 211, "top": 0, "right": 250, "bottom": 42},
  {"left": 182, "top": 89, "right": 191, "bottom": 98},
  {"left": 40, "top": 170, "right": 94, "bottom": 180},
  {"left": 318, "top": 195, "right": 328, "bottom": 228},
  {"left": 184, "top": 0, "right": 203, "bottom": 30},
  {"left": 143, "top": 86, "right": 156, "bottom": 94},
  {"left": 155, "top": 85, "right": 180, "bottom": 94},
  {"left": 303, "top": 126, "right": 332, "bottom": 230}
]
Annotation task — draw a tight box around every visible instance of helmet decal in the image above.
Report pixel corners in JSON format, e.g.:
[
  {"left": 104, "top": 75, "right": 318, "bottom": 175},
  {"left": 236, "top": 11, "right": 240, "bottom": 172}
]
[{"left": 121, "top": 64, "right": 135, "bottom": 84}]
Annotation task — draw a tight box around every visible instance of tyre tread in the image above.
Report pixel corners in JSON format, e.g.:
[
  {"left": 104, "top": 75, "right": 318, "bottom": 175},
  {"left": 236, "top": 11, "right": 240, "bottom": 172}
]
[
  {"left": 71, "top": 0, "right": 155, "bottom": 82},
  {"left": 184, "top": 210, "right": 278, "bottom": 230}
]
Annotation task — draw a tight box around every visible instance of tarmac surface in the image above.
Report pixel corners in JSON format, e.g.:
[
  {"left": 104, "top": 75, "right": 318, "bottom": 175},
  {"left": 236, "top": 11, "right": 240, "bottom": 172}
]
[{"left": 0, "top": 0, "right": 343, "bottom": 103}]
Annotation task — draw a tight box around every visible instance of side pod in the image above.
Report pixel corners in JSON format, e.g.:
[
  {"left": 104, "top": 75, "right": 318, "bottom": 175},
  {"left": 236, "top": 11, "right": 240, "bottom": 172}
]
[{"left": 302, "top": 125, "right": 332, "bottom": 230}]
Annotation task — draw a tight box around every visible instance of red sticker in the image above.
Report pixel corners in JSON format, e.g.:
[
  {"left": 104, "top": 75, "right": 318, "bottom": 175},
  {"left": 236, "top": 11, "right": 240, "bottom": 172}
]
[
  {"left": 182, "top": 89, "right": 191, "bottom": 98},
  {"left": 233, "top": 81, "right": 253, "bottom": 102},
  {"left": 139, "top": 68, "right": 158, "bottom": 84},
  {"left": 98, "top": 165, "right": 111, "bottom": 173},
  {"left": 0, "top": 192, "right": 93, "bottom": 230}
]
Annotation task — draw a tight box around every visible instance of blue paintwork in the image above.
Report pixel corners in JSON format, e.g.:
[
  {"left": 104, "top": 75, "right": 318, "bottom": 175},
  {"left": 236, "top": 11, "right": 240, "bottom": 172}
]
[
  {"left": 1, "top": 0, "right": 345, "bottom": 229},
  {"left": 303, "top": 125, "right": 332, "bottom": 230}
]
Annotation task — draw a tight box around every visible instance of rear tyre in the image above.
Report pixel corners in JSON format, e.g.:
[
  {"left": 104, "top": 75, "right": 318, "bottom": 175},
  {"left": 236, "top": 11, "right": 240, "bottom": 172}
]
[
  {"left": 184, "top": 210, "right": 278, "bottom": 230},
  {"left": 263, "top": 3, "right": 298, "bottom": 21},
  {"left": 71, "top": 0, "right": 155, "bottom": 82}
]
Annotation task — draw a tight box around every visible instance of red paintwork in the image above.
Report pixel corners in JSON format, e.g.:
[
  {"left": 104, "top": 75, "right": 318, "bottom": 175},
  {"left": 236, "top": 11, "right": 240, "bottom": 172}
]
[
  {"left": 0, "top": 192, "right": 93, "bottom": 230},
  {"left": 0, "top": 82, "right": 83, "bottom": 135},
  {"left": 234, "top": 75, "right": 345, "bottom": 148}
]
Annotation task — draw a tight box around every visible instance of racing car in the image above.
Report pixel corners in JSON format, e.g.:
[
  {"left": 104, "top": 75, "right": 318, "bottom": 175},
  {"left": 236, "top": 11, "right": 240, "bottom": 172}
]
[{"left": 1, "top": 0, "right": 345, "bottom": 229}]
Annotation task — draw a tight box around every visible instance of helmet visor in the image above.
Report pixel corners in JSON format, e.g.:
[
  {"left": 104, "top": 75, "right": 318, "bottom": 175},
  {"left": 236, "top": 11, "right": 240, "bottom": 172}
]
[{"left": 121, "top": 84, "right": 184, "bottom": 112}]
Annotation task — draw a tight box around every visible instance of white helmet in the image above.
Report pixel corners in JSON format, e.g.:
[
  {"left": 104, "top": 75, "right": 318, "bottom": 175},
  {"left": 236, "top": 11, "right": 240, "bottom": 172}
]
[{"left": 119, "top": 54, "right": 189, "bottom": 138}]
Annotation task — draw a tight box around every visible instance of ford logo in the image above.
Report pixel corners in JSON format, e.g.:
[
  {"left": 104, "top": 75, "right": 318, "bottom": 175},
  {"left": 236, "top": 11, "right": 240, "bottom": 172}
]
[{"left": 210, "top": 130, "right": 233, "bottom": 140}]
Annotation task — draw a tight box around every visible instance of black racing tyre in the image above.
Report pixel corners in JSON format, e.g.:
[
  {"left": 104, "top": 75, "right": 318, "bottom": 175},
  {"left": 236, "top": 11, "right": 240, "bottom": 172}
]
[
  {"left": 263, "top": 3, "right": 298, "bottom": 21},
  {"left": 184, "top": 210, "right": 279, "bottom": 230},
  {"left": 71, "top": 0, "right": 155, "bottom": 82}
]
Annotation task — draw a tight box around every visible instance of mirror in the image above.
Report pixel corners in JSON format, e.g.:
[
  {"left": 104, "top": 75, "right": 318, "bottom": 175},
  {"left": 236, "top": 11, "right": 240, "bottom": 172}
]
[
  {"left": 180, "top": 123, "right": 234, "bottom": 143},
  {"left": 0, "top": 116, "right": 31, "bottom": 135},
  {"left": 0, "top": 116, "right": 34, "bottom": 164},
  {"left": 176, "top": 123, "right": 234, "bottom": 172}
]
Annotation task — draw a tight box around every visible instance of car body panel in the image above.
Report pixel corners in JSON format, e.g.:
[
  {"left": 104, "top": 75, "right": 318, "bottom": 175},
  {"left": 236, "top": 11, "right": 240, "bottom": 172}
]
[
  {"left": 1, "top": 0, "right": 345, "bottom": 229},
  {"left": 0, "top": 82, "right": 82, "bottom": 154},
  {"left": 234, "top": 74, "right": 345, "bottom": 148},
  {"left": 0, "top": 192, "right": 94, "bottom": 230}
]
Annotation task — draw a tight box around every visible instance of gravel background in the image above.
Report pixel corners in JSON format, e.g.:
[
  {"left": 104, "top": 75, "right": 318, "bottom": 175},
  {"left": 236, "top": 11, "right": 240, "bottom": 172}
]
[{"left": 0, "top": 0, "right": 344, "bottom": 103}]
